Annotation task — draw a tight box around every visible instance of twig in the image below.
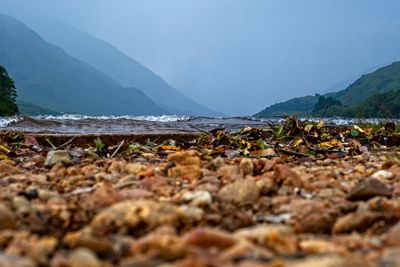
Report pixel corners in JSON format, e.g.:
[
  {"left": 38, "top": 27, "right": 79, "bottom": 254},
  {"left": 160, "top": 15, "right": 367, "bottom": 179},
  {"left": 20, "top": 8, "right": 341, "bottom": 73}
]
[
  {"left": 46, "top": 139, "right": 56, "bottom": 149},
  {"left": 188, "top": 124, "right": 209, "bottom": 134},
  {"left": 277, "top": 148, "right": 308, "bottom": 157},
  {"left": 56, "top": 136, "right": 77, "bottom": 150},
  {"left": 111, "top": 140, "right": 125, "bottom": 158}
]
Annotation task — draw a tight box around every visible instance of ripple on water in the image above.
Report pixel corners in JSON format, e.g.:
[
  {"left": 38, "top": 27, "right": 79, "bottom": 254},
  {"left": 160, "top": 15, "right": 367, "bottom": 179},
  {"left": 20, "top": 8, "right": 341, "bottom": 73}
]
[{"left": 0, "top": 115, "right": 397, "bottom": 134}]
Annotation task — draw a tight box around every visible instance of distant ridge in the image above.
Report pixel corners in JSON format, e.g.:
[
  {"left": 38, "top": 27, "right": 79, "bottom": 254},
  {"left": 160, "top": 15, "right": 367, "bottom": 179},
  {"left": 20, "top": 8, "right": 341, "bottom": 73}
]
[
  {"left": 255, "top": 62, "right": 400, "bottom": 118},
  {"left": 27, "top": 17, "right": 223, "bottom": 116},
  {"left": 0, "top": 13, "right": 166, "bottom": 116}
]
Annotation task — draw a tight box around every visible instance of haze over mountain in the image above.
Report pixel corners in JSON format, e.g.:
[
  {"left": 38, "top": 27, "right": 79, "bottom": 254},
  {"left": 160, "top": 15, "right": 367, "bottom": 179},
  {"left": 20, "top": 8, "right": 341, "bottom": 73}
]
[
  {"left": 0, "top": 13, "right": 165, "bottom": 116},
  {"left": 26, "top": 17, "right": 221, "bottom": 116},
  {"left": 2, "top": 0, "right": 400, "bottom": 115}
]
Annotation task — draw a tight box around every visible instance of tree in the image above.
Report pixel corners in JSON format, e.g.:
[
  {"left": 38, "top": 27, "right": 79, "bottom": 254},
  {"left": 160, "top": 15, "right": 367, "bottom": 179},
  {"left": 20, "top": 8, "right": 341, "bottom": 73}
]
[
  {"left": 0, "top": 65, "right": 18, "bottom": 116},
  {"left": 312, "top": 96, "right": 342, "bottom": 117}
]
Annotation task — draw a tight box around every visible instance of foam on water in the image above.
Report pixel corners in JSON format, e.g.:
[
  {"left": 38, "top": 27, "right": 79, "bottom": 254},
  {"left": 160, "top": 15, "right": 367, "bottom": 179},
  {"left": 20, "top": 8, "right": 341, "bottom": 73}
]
[
  {"left": 0, "top": 116, "right": 22, "bottom": 127},
  {"left": 35, "top": 114, "right": 191, "bottom": 122},
  {"left": 0, "top": 115, "right": 398, "bottom": 134}
]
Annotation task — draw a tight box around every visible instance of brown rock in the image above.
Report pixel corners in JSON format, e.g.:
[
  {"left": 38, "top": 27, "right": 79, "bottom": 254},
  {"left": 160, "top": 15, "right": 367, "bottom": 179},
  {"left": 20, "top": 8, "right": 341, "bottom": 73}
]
[
  {"left": 235, "top": 224, "right": 297, "bottom": 255},
  {"left": 125, "top": 163, "right": 147, "bottom": 175},
  {"left": 347, "top": 178, "right": 392, "bottom": 201},
  {"left": 287, "top": 257, "right": 342, "bottom": 267},
  {"left": 332, "top": 211, "right": 389, "bottom": 234},
  {"left": 274, "top": 165, "right": 302, "bottom": 188},
  {"left": 218, "top": 179, "right": 259, "bottom": 205},
  {"left": 167, "top": 150, "right": 201, "bottom": 166},
  {"left": 0, "top": 203, "right": 16, "bottom": 230},
  {"left": 210, "top": 157, "right": 225, "bottom": 170},
  {"left": 383, "top": 222, "right": 400, "bottom": 246},
  {"left": 218, "top": 165, "right": 242, "bottom": 182},
  {"left": 0, "top": 161, "right": 21, "bottom": 176},
  {"left": 256, "top": 177, "right": 276, "bottom": 195},
  {"left": 68, "top": 248, "right": 101, "bottom": 267},
  {"left": 168, "top": 150, "right": 202, "bottom": 180},
  {"left": 183, "top": 228, "right": 237, "bottom": 250},
  {"left": 381, "top": 247, "right": 400, "bottom": 267},
  {"left": 25, "top": 237, "right": 58, "bottom": 266},
  {"left": 294, "top": 208, "right": 338, "bottom": 234},
  {"left": 64, "top": 227, "right": 113, "bottom": 254},
  {"left": 91, "top": 200, "right": 182, "bottom": 235},
  {"left": 0, "top": 253, "right": 36, "bottom": 267},
  {"left": 299, "top": 240, "right": 347, "bottom": 255},
  {"left": 221, "top": 240, "right": 273, "bottom": 262},
  {"left": 240, "top": 158, "right": 254, "bottom": 176},
  {"left": 168, "top": 165, "right": 202, "bottom": 181}
]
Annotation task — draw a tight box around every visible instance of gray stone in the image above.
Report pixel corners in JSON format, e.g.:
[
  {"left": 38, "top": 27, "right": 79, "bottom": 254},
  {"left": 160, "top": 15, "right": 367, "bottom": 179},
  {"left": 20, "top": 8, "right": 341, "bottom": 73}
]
[{"left": 44, "top": 150, "right": 71, "bottom": 167}]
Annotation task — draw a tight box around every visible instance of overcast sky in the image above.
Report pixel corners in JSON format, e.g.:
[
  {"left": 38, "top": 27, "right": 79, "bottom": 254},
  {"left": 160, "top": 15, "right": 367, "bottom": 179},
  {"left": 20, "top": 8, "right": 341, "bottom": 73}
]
[{"left": 2, "top": 0, "right": 400, "bottom": 115}]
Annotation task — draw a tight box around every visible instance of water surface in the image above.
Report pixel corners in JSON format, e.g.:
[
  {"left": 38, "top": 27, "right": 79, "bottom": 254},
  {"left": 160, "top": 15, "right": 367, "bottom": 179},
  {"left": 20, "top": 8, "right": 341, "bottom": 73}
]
[{"left": 0, "top": 115, "right": 394, "bottom": 135}]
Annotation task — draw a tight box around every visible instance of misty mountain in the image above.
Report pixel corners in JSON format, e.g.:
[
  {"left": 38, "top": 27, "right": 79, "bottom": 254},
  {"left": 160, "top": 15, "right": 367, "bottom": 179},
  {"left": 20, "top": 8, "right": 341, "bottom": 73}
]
[
  {"left": 0, "top": 13, "right": 166, "bottom": 116},
  {"left": 255, "top": 62, "right": 400, "bottom": 118},
  {"left": 26, "top": 17, "right": 222, "bottom": 116}
]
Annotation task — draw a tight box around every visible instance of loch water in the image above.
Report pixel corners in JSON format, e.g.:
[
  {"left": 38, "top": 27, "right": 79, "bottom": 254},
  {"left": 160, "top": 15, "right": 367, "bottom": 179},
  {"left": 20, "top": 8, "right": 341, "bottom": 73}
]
[{"left": 0, "top": 115, "right": 395, "bottom": 134}]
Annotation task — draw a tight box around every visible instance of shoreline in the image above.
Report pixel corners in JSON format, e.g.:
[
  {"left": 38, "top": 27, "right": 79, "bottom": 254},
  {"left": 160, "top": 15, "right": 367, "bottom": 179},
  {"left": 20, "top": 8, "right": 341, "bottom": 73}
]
[{"left": 0, "top": 118, "right": 400, "bottom": 266}]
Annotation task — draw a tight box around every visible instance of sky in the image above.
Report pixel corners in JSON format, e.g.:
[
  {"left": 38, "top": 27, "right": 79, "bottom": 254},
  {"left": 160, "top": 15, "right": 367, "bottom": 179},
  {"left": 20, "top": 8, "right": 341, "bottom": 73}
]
[{"left": 1, "top": 0, "right": 400, "bottom": 115}]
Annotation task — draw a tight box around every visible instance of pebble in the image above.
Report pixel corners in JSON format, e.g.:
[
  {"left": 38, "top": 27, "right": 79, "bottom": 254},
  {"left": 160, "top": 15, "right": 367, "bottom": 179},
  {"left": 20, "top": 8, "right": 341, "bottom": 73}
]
[
  {"left": 0, "top": 253, "right": 36, "bottom": 267},
  {"left": 91, "top": 200, "right": 182, "bottom": 235},
  {"left": 235, "top": 224, "right": 297, "bottom": 255},
  {"left": 0, "top": 203, "right": 16, "bottom": 230},
  {"left": 299, "top": 239, "right": 347, "bottom": 255},
  {"left": 210, "top": 157, "right": 225, "bottom": 170},
  {"left": 68, "top": 248, "right": 101, "bottom": 267},
  {"left": 181, "top": 191, "right": 212, "bottom": 206},
  {"left": 383, "top": 222, "right": 400, "bottom": 246},
  {"left": 333, "top": 211, "right": 388, "bottom": 234},
  {"left": 371, "top": 170, "right": 394, "bottom": 180},
  {"left": 0, "top": 161, "right": 22, "bottom": 176},
  {"left": 274, "top": 165, "right": 302, "bottom": 188},
  {"left": 381, "top": 247, "right": 400, "bottom": 267},
  {"left": 167, "top": 150, "right": 202, "bottom": 180},
  {"left": 44, "top": 150, "right": 71, "bottom": 167},
  {"left": 347, "top": 178, "right": 392, "bottom": 201},
  {"left": 124, "top": 163, "right": 147, "bottom": 175},
  {"left": 183, "top": 228, "right": 238, "bottom": 250},
  {"left": 240, "top": 158, "right": 254, "bottom": 176},
  {"left": 218, "top": 179, "right": 259, "bottom": 205}
]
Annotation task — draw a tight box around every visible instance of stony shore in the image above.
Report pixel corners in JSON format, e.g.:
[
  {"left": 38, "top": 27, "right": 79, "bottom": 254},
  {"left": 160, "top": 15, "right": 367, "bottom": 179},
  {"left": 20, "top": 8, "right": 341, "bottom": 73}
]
[{"left": 1, "top": 118, "right": 400, "bottom": 266}]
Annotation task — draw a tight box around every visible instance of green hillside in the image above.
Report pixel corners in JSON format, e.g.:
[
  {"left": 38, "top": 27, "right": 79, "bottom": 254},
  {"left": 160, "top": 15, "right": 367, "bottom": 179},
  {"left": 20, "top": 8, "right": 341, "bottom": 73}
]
[
  {"left": 0, "top": 14, "right": 166, "bottom": 116},
  {"left": 254, "top": 95, "right": 318, "bottom": 118},
  {"left": 255, "top": 62, "right": 400, "bottom": 118},
  {"left": 335, "top": 62, "right": 400, "bottom": 106},
  {"left": 17, "top": 101, "right": 61, "bottom": 116}
]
